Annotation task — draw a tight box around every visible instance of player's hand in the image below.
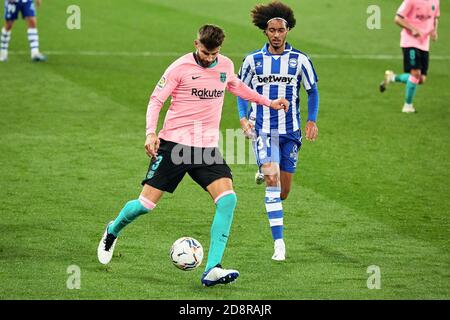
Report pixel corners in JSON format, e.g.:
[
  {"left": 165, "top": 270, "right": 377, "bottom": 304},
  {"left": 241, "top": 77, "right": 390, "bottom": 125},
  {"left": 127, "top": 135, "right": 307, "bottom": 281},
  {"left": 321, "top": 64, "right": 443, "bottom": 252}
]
[
  {"left": 36, "top": 0, "right": 42, "bottom": 7},
  {"left": 305, "top": 121, "right": 318, "bottom": 141},
  {"left": 240, "top": 118, "right": 256, "bottom": 140},
  {"left": 270, "top": 98, "right": 289, "bottom": 112},
  {"left": 411, "top": 27, "right": 422, "bottom": 38},
  {"left": 431, "top": 30, "right": 438, "bottom": 41},
  {"left": 145, "top": 133, "right": 160, "bottom": 158}
]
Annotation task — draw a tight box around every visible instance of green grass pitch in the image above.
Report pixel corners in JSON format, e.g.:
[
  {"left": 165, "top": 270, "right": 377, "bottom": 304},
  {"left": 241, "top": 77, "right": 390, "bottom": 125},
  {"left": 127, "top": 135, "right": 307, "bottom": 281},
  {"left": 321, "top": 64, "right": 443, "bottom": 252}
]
[{"left": 0, "top": 0, "right": 449, "bottom": 299}]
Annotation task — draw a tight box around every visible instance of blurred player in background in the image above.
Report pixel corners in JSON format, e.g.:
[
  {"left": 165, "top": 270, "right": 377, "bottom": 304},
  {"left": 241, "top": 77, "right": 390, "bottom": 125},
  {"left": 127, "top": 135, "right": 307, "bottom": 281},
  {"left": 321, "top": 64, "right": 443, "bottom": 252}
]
[
  {"left": 97, "top": 24, "right": 289, "bottom": 286},
  {"left": 1, "top": 0, "right": 47, "bottom": 62},
  {"left": 237, "top": 1, "right": 319, "bottom": 261},
  {"left": 380, "top": 0, "right": 440, "bottom": 113}
]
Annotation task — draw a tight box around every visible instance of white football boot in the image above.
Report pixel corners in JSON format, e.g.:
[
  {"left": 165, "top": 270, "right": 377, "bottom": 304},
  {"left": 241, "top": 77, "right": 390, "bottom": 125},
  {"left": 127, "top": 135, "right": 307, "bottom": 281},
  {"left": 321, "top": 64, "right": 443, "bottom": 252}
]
[
  {"left": 402, "top": 103, "right": 416, "bottom": 113},
  {"left": 97, "top": 221, "right": 118, "bottom": 265},
  {"left": 255, "top": 171, "right": 265, "bottom": 185},
  {"left": 379, "top": 70, "right": 395, "bottom": 93},
  {"left": 0, "top": 50, "right": 7, "bottom": 62},
  {"left": 201, "top": 264, "right": 239, "bottom": 287},
  {"left": 31, "top": 52, "right": 47, "bottom": 62},
  {"left": 272, "top": 239, "right": 286, "bottom": 261}
]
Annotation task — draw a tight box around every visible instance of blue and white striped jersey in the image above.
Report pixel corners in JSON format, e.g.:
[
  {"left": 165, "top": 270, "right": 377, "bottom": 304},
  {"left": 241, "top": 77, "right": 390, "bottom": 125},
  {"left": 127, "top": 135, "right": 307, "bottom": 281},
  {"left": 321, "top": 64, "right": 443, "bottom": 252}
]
[{"left": 238, "top": 43, "right": 318, "bottom": 134}]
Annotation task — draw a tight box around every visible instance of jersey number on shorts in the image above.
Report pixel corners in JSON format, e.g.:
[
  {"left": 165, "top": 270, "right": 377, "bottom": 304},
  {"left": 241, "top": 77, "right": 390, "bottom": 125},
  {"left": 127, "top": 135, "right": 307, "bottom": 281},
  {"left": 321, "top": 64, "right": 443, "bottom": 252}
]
[
  {"left": 256, "top": 136, "right": 271, "bottom": 150},
  {"left": 409, "top": 49, "right": 416, "bottom": 66},
  {"left": 147, "top": 155, "right": 163, "bottom": 179},
  {"left": 7, "top": 4, "right": 16, "bottom": 14},
  {"left": 256, "top": 136, "right": 271, "bottom": 160}
]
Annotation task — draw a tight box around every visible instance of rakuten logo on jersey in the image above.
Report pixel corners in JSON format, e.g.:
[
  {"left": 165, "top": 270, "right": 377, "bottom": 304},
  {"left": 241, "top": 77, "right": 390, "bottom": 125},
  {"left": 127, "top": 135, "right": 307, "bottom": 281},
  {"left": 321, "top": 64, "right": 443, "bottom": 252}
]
[
  {"left": 415, "top": 14, "right": 432, "bottom": 21},
  {"left": 257, "top": 75, "right": 296, "bottom": 84},
  {"left": 192, "top": 88, "right": 225, "bottom": 99}
]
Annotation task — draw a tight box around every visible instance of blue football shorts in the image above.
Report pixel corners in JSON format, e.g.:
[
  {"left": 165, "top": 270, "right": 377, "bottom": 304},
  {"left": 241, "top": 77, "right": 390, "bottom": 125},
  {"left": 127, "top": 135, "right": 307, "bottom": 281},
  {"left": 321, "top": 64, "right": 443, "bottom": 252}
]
[
  {"left": 4, "top": 0, "right": 36, "bottom": 21},
  {"left": 253, "top": 130, "right": 302, "bottom": 173}
]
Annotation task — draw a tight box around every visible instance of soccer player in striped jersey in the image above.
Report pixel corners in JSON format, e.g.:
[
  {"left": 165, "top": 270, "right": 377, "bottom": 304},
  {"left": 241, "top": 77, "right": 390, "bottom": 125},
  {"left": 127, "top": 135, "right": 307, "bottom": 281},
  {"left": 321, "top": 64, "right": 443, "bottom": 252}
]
[
  {"left": 237, "top": 1, "right": 319, "bottom": 261},
  {"left": 1, "top": 0, "right": 47, "bottom": 62},
  {"left": 379, "top": 0, "right": 440, "bottom": 113},
  {"left": 97, "top": 24, "right": 289, "bottom": 286}
]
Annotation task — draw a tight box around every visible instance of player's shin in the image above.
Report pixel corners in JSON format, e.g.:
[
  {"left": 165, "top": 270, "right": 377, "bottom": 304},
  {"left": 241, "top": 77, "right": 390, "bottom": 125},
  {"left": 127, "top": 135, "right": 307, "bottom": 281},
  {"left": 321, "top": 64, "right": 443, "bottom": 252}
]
[
  {"left": 265, "top": 186, "right": 283, "bottom": 240},
  {"left": 405, "top": 75, "right": 419, "bottom": 104},
  {"left": 108, "top": 195, "right": 155, "bottom": 236},
  {"left": 27, "top": 28, "right": 40, "bottom": 57},
  {"left": 204, "top": 192, "right": 237, "bottom": 271},
  {"left": 0, "top": 28, "right": 11, "bottom": 61}
]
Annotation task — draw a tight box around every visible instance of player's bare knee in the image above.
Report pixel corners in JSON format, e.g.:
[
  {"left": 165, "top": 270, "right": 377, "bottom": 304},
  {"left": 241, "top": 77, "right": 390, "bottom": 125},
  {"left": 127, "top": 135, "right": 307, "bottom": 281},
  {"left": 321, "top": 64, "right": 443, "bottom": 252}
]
[
  {"left": 262, "top": 164, "right": 280, "bottom": 186},
  {"left": 265, "top": 174, "right": 279, "bottom": 187},
  {"left": 26, "top": 17, "right": 37, "bottom": 29},
  {"left": 140, "top": 184, "right": 163, "bottom": 205},
  {"left": 4, "top": 21, "right": 14, "bottom": 31},
  {"left": 410, "top": 70, "right": 421, "bottom": 80},
  {"left": 261, "top": 163, "right": 279, "bottom": 179}
]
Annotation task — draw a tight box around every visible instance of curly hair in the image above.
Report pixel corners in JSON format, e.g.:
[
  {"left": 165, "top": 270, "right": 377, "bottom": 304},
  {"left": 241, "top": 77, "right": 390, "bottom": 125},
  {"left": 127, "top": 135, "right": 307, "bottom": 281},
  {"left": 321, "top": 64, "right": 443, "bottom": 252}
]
[
  {"left": 197, "top": 24, "right": 226, "bottom": 50},
  {"left": 251, "top": 1, "right": 296, "bottom": 30}
]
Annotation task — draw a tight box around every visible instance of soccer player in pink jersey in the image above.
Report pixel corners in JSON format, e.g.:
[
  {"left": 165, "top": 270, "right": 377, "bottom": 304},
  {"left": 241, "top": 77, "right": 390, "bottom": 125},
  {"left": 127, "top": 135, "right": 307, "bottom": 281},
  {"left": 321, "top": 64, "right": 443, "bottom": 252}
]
[
  {"left": 97, "top": 25, "right": 289, "bottom": 287},
  {"left": 379, "top": 0, "right": 440, "bottom": 113}
]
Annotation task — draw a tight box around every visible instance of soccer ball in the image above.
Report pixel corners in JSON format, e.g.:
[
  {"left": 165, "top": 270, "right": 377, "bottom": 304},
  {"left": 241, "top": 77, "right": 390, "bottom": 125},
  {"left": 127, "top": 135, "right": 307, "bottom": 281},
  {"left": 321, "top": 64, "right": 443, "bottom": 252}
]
[{"left": 170, "top": 237, "right": 203, "bottom": 271}]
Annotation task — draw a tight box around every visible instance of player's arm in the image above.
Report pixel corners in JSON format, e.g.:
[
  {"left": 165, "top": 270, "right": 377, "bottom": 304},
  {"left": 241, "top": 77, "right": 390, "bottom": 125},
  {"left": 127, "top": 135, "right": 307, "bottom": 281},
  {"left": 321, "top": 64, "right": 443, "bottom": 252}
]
[
  {"left": 395, "top": 1, "right": 421, "bottom": 37},
  {"left": 395, "top": 15, "right": 421, "bottom": 38},
  {"left": 238, "top": 97, "right": 255, "bottom": 139},
  {"left": 145, "top": 68, "right": 179, "bottom": 158},
  {"left": 228, "top": 78, "right": 288, "bottom": 112},
  {"left": 35, "top": 0, "right": 42, "bottom": 8},
  {"left": 227, "top": 74, "right": 288, "bottom": 112},
  {"left": 236, "top": 57, "right": 254, "bottom": 139},
  {"left": 431, "top": 17, "right": 439, "bottom": 41},
  {"left": 305, "top": 84, "right": 319, "bottom": 142},
  {"left": 432, "top": 4, "right": 441, "bottom": 41},
  {"left": 300, "top": 56, "right": 319, "bottom": 141}
]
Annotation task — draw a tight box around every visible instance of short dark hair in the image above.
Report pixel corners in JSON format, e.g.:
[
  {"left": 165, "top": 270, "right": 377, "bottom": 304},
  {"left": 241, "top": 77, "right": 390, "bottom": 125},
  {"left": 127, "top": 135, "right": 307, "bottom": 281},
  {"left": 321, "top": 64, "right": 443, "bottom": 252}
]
[
  {"left": 251, "top": 1, "right": 296, "bottom": 30},
  {"left": 197, "top": 24, "right": 225, "bottom": 50}
]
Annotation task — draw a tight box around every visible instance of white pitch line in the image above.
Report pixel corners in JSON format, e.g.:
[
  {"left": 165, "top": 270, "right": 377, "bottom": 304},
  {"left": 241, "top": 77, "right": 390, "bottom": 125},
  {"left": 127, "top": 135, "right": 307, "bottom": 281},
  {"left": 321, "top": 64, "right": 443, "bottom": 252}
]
[{"left": 9, "top": 50, "right": 450, "bottom": 60}]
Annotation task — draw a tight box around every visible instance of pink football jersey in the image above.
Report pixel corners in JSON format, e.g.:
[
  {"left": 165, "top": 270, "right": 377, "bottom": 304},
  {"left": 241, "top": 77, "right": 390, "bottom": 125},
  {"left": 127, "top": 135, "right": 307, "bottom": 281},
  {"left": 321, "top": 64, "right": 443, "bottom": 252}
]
[
  {"left": 397, "top": 0, "right": 440, "bottom": 51},
  {"left": 146, "top": 53, "right": 271, "bottom": 147}
]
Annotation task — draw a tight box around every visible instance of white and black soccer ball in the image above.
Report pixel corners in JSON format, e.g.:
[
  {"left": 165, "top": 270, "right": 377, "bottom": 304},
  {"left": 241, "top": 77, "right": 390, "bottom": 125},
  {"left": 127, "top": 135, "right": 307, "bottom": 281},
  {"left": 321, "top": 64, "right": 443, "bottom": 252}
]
[{"left": 170, "top": 237, "right": 203, "bottom": 271}]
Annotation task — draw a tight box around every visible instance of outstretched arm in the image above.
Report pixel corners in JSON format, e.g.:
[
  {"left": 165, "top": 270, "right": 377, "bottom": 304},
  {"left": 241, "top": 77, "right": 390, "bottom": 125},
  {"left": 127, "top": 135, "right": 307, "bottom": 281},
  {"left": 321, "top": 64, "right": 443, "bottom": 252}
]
[{"left": 227, "top": 76, "right": 289, "bottom": 112}]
